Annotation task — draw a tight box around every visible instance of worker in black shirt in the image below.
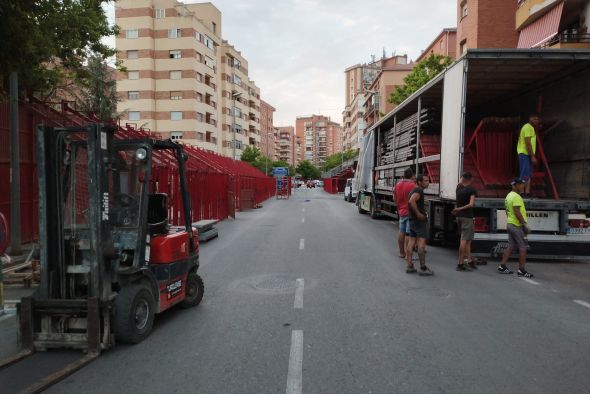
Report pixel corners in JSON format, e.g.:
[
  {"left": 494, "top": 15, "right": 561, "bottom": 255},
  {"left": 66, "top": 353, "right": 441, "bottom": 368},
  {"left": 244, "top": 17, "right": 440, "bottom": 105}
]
[
  {"left": 452, "top": 172, "right": 478, "bottom": 271},
  {"left": 406, "top": 174, "right": 433, "bottom": 276}
]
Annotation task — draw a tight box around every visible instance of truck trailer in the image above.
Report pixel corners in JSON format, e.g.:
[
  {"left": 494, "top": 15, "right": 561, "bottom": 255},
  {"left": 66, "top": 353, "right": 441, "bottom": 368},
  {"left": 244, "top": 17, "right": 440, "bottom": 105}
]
[{"left": 356, "top": 49, "right": 590, "bottom": 260}]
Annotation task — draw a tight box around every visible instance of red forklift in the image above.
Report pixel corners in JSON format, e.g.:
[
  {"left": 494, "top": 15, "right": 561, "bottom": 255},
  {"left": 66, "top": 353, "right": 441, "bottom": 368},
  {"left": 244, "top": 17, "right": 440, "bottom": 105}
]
[{"left": 19, "top": 124, "right": 204, "bottom": 354}]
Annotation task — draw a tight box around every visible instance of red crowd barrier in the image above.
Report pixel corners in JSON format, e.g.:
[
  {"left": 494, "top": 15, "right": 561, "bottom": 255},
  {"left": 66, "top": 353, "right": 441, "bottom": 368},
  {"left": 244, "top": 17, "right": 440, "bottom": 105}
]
[{"left": 0, "top": 100, "right": 275, "bottom": 244}]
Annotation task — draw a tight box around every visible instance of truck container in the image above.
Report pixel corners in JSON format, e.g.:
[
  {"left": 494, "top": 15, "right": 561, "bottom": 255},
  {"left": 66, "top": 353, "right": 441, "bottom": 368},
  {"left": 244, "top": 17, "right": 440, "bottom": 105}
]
[{"left": 356, "top": 49, "right": 590, "bottom": 259}]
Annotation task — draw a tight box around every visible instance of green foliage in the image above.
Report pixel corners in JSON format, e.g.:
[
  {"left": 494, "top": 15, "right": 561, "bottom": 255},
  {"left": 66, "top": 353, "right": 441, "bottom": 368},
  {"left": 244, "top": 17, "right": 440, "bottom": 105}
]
[
  {"left": 322, "top": 149, "right": 359, "bottom": 171},
  {"left": 74, "top": 55, "right": 119, "bottom": 121},
  {"left": 241, "top": 146, "right": 261, "bottom": 163},
  {"left": 296, "top": 160, "right": 321, "bottom": 180},
  {"left": 0, "top": 0, "right": 118, "bottom": 95},
  {"left": 389, "top": 54, "right": 453, "bottom": 105}
]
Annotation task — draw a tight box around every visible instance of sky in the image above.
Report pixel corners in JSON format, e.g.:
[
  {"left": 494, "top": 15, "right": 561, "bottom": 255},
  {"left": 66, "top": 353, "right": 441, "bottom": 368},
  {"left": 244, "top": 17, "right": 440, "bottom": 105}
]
[{"left": 104, "top": 0, "right": 457, "bottom": 126}]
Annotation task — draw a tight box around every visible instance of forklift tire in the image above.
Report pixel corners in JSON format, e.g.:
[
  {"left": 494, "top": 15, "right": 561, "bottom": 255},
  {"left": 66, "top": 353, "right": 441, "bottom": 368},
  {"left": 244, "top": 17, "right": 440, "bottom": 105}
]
[
  {"left": 181, "top": 272, "right": 204, "bottom": 308},
  {"left": 357, "top": 203, "right": 365, "bottom": 214},
  {"left": 113, "top": 284, "right": 155, "bottom": 344}
]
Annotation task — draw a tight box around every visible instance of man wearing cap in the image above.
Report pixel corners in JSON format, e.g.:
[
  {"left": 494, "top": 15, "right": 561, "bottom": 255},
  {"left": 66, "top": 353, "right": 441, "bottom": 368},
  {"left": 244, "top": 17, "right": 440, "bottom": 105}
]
[
  {"left": 498, "top": 179, "right": 534, "bottom": 277},
  {"left": 517, "top": 114, "right": 540, "bottom": 198},
  {"left": 452, "top": 172, "right": 478, "bottom": 271}
]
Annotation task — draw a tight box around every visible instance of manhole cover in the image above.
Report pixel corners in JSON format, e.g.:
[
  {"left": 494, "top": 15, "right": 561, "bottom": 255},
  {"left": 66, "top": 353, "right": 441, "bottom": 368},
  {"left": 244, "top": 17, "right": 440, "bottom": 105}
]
[{"left": 254, "top": 277, "right": 297, "bottom": 291}]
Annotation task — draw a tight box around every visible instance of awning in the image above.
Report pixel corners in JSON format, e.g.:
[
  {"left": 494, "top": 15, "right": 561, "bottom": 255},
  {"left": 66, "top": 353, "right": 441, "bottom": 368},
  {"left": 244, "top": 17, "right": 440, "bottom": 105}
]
[{"left": 517, "top": 1, "right": 564, "bottom": 48}]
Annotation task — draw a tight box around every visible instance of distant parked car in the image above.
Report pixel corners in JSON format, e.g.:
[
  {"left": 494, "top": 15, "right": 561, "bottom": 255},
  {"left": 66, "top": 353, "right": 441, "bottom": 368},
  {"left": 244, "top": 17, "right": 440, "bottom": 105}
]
[
  {"left": 306, "top": 181, "right": 315, "bottom": 188},
  {"left": 344, "top": 178, "right": 358, "bottom": 202},
  {"left": 315, "top": 180, "right": 324, "bottom": 187}
]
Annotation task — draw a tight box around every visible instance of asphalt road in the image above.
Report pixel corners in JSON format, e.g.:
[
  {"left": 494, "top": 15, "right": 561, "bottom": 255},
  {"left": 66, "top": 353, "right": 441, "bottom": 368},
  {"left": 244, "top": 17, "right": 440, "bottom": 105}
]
[{"left": 5, "top": 188, "right": 590, "bottom": 393}]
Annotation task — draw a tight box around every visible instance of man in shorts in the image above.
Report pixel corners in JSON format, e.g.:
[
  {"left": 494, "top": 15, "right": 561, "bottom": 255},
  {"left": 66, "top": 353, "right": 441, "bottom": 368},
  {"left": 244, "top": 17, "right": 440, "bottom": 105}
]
[
  {"left": 498, "top": 179, "right": 534, "bottom": 277},
  {"left": 393, "top": 167, "right": 415, "bottom": 258},
  {"left": 452, "top": 172, "right": 478, "bottom": 271},
  {"left": 406, "top": 174, "right": 433, "bottom": 276},
  {"left": 517, "top": 114, "right": 540, "bottom": 198}
]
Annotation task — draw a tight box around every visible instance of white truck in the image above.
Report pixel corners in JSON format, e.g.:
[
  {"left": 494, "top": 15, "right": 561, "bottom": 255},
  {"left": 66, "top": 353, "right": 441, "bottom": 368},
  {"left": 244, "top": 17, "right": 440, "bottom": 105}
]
[{"left": 356, "top": 49, "right": 590, "bottom": 259}]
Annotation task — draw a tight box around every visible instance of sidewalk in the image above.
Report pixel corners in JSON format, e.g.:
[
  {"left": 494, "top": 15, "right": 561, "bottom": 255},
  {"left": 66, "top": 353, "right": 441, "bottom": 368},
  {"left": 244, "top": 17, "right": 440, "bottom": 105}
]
[{"left": 0, "top": 286, "right": 36, "bottom": 360}]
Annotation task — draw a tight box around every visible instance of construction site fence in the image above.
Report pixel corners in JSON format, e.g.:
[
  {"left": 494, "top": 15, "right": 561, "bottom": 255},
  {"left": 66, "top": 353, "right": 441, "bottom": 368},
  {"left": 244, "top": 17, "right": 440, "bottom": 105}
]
[{"left": 0, "top": 100, "right": 275, "bottom": 244}]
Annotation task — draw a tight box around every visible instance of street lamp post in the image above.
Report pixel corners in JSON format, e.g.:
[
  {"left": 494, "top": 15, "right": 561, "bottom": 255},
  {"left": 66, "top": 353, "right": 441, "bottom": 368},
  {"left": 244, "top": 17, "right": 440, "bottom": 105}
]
[{"left": 232, "top": 91, "right": 242, "bottom": 160}]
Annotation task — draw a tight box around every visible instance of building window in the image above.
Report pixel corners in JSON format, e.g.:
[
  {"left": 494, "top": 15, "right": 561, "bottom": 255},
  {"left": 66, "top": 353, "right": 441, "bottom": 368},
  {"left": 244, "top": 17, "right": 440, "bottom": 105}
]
[
  {"left": 212, "top": 22, "right": 216, "bottom": 34},
  {"left": 126, "top": 29, "right": 139, "bottom": 39},
  {"left": 204, "top": 55, "right": 215, "bottom": 68},
  {"left": 168, "top": 28, "right": 181, "bottom": 38},
  {"left": 128, "top": 111, "right": 140, "bottom": 121},
  {"left": 197, "top": 132, "right": 204, "bottom": 141},
  {"left": 196, "top": 112, "right": 204, "bottom": 122},
  {"left": 170, "top": 91, "right": 182, "bottom": 100},
  {"left": 196, "top": 52, "right": 202, "bottom": 62},
  {"left": 204, "top": 35, "right": 215, "bottom": 50},
  {"left": 128, "top": 71, "right": 139, "bottom": 80},
  {"left": 171, "top": 131, "right": 183, "bottom": 140},
  {"left": 155, "top": 8, "right": 165, "bottom": 18},
  {"left": 195, "top": 32, "right": 202, "bottom": 42},
  {"left": 232, "top": 74, "right": 241, "bottom": 85},
  {"left": 169, "top": 50, "right": 181, "bottom": 59},
  {"left": 128, "top": 91, "right": 140, "bottom": 100},
  {"left": 127, "top": 50, "right": 138, "bottom": 59},
  {"left": 171, "top": 111, "right": 183, "bottom": 121},
  {"left": 196, "top": 72, "right": 203, "bottom": 82},
  {"left": 461, "top": 4, "right": 468, "bottom": 18},
  {"left": 196, "top": 92, "right": 202, "bottom": 102},
  {"left": 233, "top": 58, "right": 241, "bottom": 70},
  {"left": 460, "top": 40, "right": 467, "bottom": 54},
  {"left": 170, "top": 70, "right": 181, "bottom": 80},
  {"left": 232, "top": 106, "right": 242, "bottom": 117}
]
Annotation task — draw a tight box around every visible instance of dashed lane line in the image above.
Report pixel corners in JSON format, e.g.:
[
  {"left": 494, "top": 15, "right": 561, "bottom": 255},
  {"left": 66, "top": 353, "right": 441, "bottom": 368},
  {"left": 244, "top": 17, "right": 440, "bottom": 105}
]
[
  {"left": 520, "top": 277, "right": 540, "bottom": 286},
  {"left": 286, "top": 330, "right": 303, "bottom": 394},
  {"left": 299, "top": 238, "right": 304, "bottom": 250},
  {"left": 294, "top": 278, "right": 304, "bottom": 309},
  {"left": 573, "top": 299, "right": 590, "bottom": 310},
  {"left": 301, "top": 217, "right": 305, "bottom": 223}
]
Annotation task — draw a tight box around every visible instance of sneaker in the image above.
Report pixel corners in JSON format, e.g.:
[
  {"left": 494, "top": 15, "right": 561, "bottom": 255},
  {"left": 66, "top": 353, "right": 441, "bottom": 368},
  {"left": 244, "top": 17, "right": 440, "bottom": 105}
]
[
  {"left": 474, "top": 258, "right": 487, "bottom": 265},
  {"left": 456, "top": 264, "right": 471, "bottom": 272},
  {"left": 419, "top": 265, "right": 434, "bottom": 276},
  {"left": 406, "top": 266, "right": 417, "bottom": 274},
  {"left": 467, "top": 261, "right": 478, "bottom": 270},
  {"left": 517, "top": 269, "right": 534, "bottom": 278},
  {"left": 497, "top": 265, "right": 513, "bottom": 274}
]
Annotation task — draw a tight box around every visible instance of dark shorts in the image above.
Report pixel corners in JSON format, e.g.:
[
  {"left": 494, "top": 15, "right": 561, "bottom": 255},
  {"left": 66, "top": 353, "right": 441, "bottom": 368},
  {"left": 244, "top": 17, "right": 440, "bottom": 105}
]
[
  {"left": 507, "top": 223, "right": 527, "bottom": 252},
  {"left": 519, "top": 154, "right": 532, "bottom": 181},
  {"left": 457, "top": 217, "right": 474, "bottom": 241},
  {"left": 409, "top": 219, "right": 427, "bottom": 239}
]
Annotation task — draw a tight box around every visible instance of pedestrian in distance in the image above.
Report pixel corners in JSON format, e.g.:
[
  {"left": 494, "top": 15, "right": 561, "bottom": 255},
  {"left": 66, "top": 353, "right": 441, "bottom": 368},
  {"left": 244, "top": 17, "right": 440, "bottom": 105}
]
[
  {"left": 517, "top": 113, "right": 541, "bottom": 198},
  {"left": 498, "top": 179, "right": 534, "bottom": 277},
  {"left": 406, "top": 174, "right": 433, "bottom": 276},
  {"left": 452, "top": 172, "right": 478, "bottom": 271},
  {"left": 393, "top": 167, "right": 416, "bottom": 258}
]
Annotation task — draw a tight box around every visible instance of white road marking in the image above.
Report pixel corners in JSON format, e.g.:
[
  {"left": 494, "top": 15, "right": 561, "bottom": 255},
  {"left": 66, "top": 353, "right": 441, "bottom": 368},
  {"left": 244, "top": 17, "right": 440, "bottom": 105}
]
[
  {"left": 521, "top": 277, "right": 540, "bottom": 286},
  {"left": 302, "top": 207, "right": 305, "bottom": 213},
  {"left": 301, "top": 217, "right": 305, "bottom": 223},
  {"left": 294, "top": 278, "right": 304, "bottom": 309},
  {"left": 573, "top": 299, "right": 590, "bottom": 310},
  {"left": 299, "top": 238, "right": 305, "bottom": 250},
  {"left": 286, "top": 330, "right": 303, "bottom": 394}
]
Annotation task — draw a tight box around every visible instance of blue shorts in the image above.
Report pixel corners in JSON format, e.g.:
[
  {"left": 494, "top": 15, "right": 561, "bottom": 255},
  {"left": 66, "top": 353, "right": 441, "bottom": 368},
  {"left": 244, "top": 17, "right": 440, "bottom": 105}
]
[
  {"left": 409, "top": 219, "right": 428, "bottom": 239},
  {"left": 399, "top": 216, "right": 410, "bottom": 235},
  {"left": 519, "top": 154, "right": 532, "bottom": 181}
]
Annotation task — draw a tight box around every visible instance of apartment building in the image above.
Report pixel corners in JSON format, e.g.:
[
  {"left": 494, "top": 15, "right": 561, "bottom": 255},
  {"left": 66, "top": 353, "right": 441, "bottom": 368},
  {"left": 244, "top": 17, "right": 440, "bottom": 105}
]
[
  {"left": 516, "top": 0, "right": 590, "bottom": 49},
  {"left": 326, "top": 122, "right": 343, "bottom": 157},
  {"left": 277, "top": 126, "right": 296, "bottom": 165},
  {"left": 415, "top": 28, "right": 457, "bottom": 63},
  {"left": 219, "top": 41, "right": 261, "bottom": 159},
  {"left": 260, "top": 99, "right": 276, "bottom": 159},
  {"left": 295, "top": 115, "right": 341, "bottom": 167},
  {"left": 456, "top": 0, "right": 518, "bottom": 55},
  {"left": 115, "top": 0, "right": 261, "bottom": 158}
]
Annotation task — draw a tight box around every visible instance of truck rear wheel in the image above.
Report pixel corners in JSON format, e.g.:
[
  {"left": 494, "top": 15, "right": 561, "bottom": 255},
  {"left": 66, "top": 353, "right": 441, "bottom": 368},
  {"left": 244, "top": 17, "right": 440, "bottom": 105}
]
[
  {"left": 114, "top": 284, "right": 155, "bottom": 344},
  {"left": 370, "top": 197, "right": 380, "bottom": 219},
  {"left": 181, "top": 272, "right": 204, "bottom": 308}
]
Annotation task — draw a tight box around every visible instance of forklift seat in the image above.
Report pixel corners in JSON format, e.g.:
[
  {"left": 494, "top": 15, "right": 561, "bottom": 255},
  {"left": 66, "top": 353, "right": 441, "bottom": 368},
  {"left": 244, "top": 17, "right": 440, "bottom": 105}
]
[{"left": 147, "top": 193, "right": 168, "bottom": 235}]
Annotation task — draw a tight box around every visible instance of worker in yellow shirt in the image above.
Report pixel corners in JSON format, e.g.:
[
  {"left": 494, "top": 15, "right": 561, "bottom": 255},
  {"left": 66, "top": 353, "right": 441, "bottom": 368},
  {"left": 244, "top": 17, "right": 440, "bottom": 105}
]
[
  {"left": 497, "top": 179, "right": 533, "bottom": 278},
  {"left": 517, "top": 113, "right": 540, "bottom": 198}
]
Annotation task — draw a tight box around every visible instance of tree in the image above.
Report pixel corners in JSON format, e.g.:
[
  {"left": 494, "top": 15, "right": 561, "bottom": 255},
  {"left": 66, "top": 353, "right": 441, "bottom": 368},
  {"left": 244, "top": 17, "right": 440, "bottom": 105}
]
[
  {"left": 322, "top": 149, "right": 359, "bottom": 171},
  {"left": 74, "top": 55, "right": 119, "bottom": 122},
  {"left": 0, "top": 0, "right": 118, "bottom": 96},
  {"left": 241, "top": 146, "right": 261, "bottom": 163},
  {"left": 296, "top": 160, "right": 321, "bottom": 180},
  {"left": 388, "top": 54, "right": 453, "bottom": 105}
]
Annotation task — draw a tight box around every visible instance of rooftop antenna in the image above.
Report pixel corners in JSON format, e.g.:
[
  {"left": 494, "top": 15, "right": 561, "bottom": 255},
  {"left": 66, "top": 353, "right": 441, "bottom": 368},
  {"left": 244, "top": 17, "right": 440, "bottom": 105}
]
[{"left": 382, "top": 47, "right": 386, "bottom": 59}]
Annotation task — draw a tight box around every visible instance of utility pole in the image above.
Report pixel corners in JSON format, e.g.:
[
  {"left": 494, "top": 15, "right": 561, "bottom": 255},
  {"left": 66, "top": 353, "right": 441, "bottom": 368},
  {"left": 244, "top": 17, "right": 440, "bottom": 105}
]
[
  {"left": 232, "top": 92, "right": 242, "bottom": 160},
  {"left": 9, "top": 72, "right": 21, "bottom": 255}
]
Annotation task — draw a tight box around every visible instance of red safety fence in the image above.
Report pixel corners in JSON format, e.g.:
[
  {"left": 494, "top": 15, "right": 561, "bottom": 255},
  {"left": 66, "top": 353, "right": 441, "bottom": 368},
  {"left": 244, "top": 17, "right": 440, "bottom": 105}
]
[
  {"left": 323, "top": 167, "right": 353, "bottom": 194},
  {"left": 0, "top": 100, "right": 275, "bottom": 244}
]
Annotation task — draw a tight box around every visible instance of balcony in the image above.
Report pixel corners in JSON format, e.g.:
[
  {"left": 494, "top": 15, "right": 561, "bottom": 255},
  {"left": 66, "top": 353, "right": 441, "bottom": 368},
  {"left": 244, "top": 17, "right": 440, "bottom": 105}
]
[
  {"left": 545, "top": 32, "right": 590, "bottom": 49},
  {"left": 516, "top": 0, "right": 562, "bottom": 30}
]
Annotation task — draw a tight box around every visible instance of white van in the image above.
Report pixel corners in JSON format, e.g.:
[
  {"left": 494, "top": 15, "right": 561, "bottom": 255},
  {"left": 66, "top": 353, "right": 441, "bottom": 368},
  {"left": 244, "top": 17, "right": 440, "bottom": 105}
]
[{"left": 344, "top": 178, "right": 357, "bottom": 202}]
